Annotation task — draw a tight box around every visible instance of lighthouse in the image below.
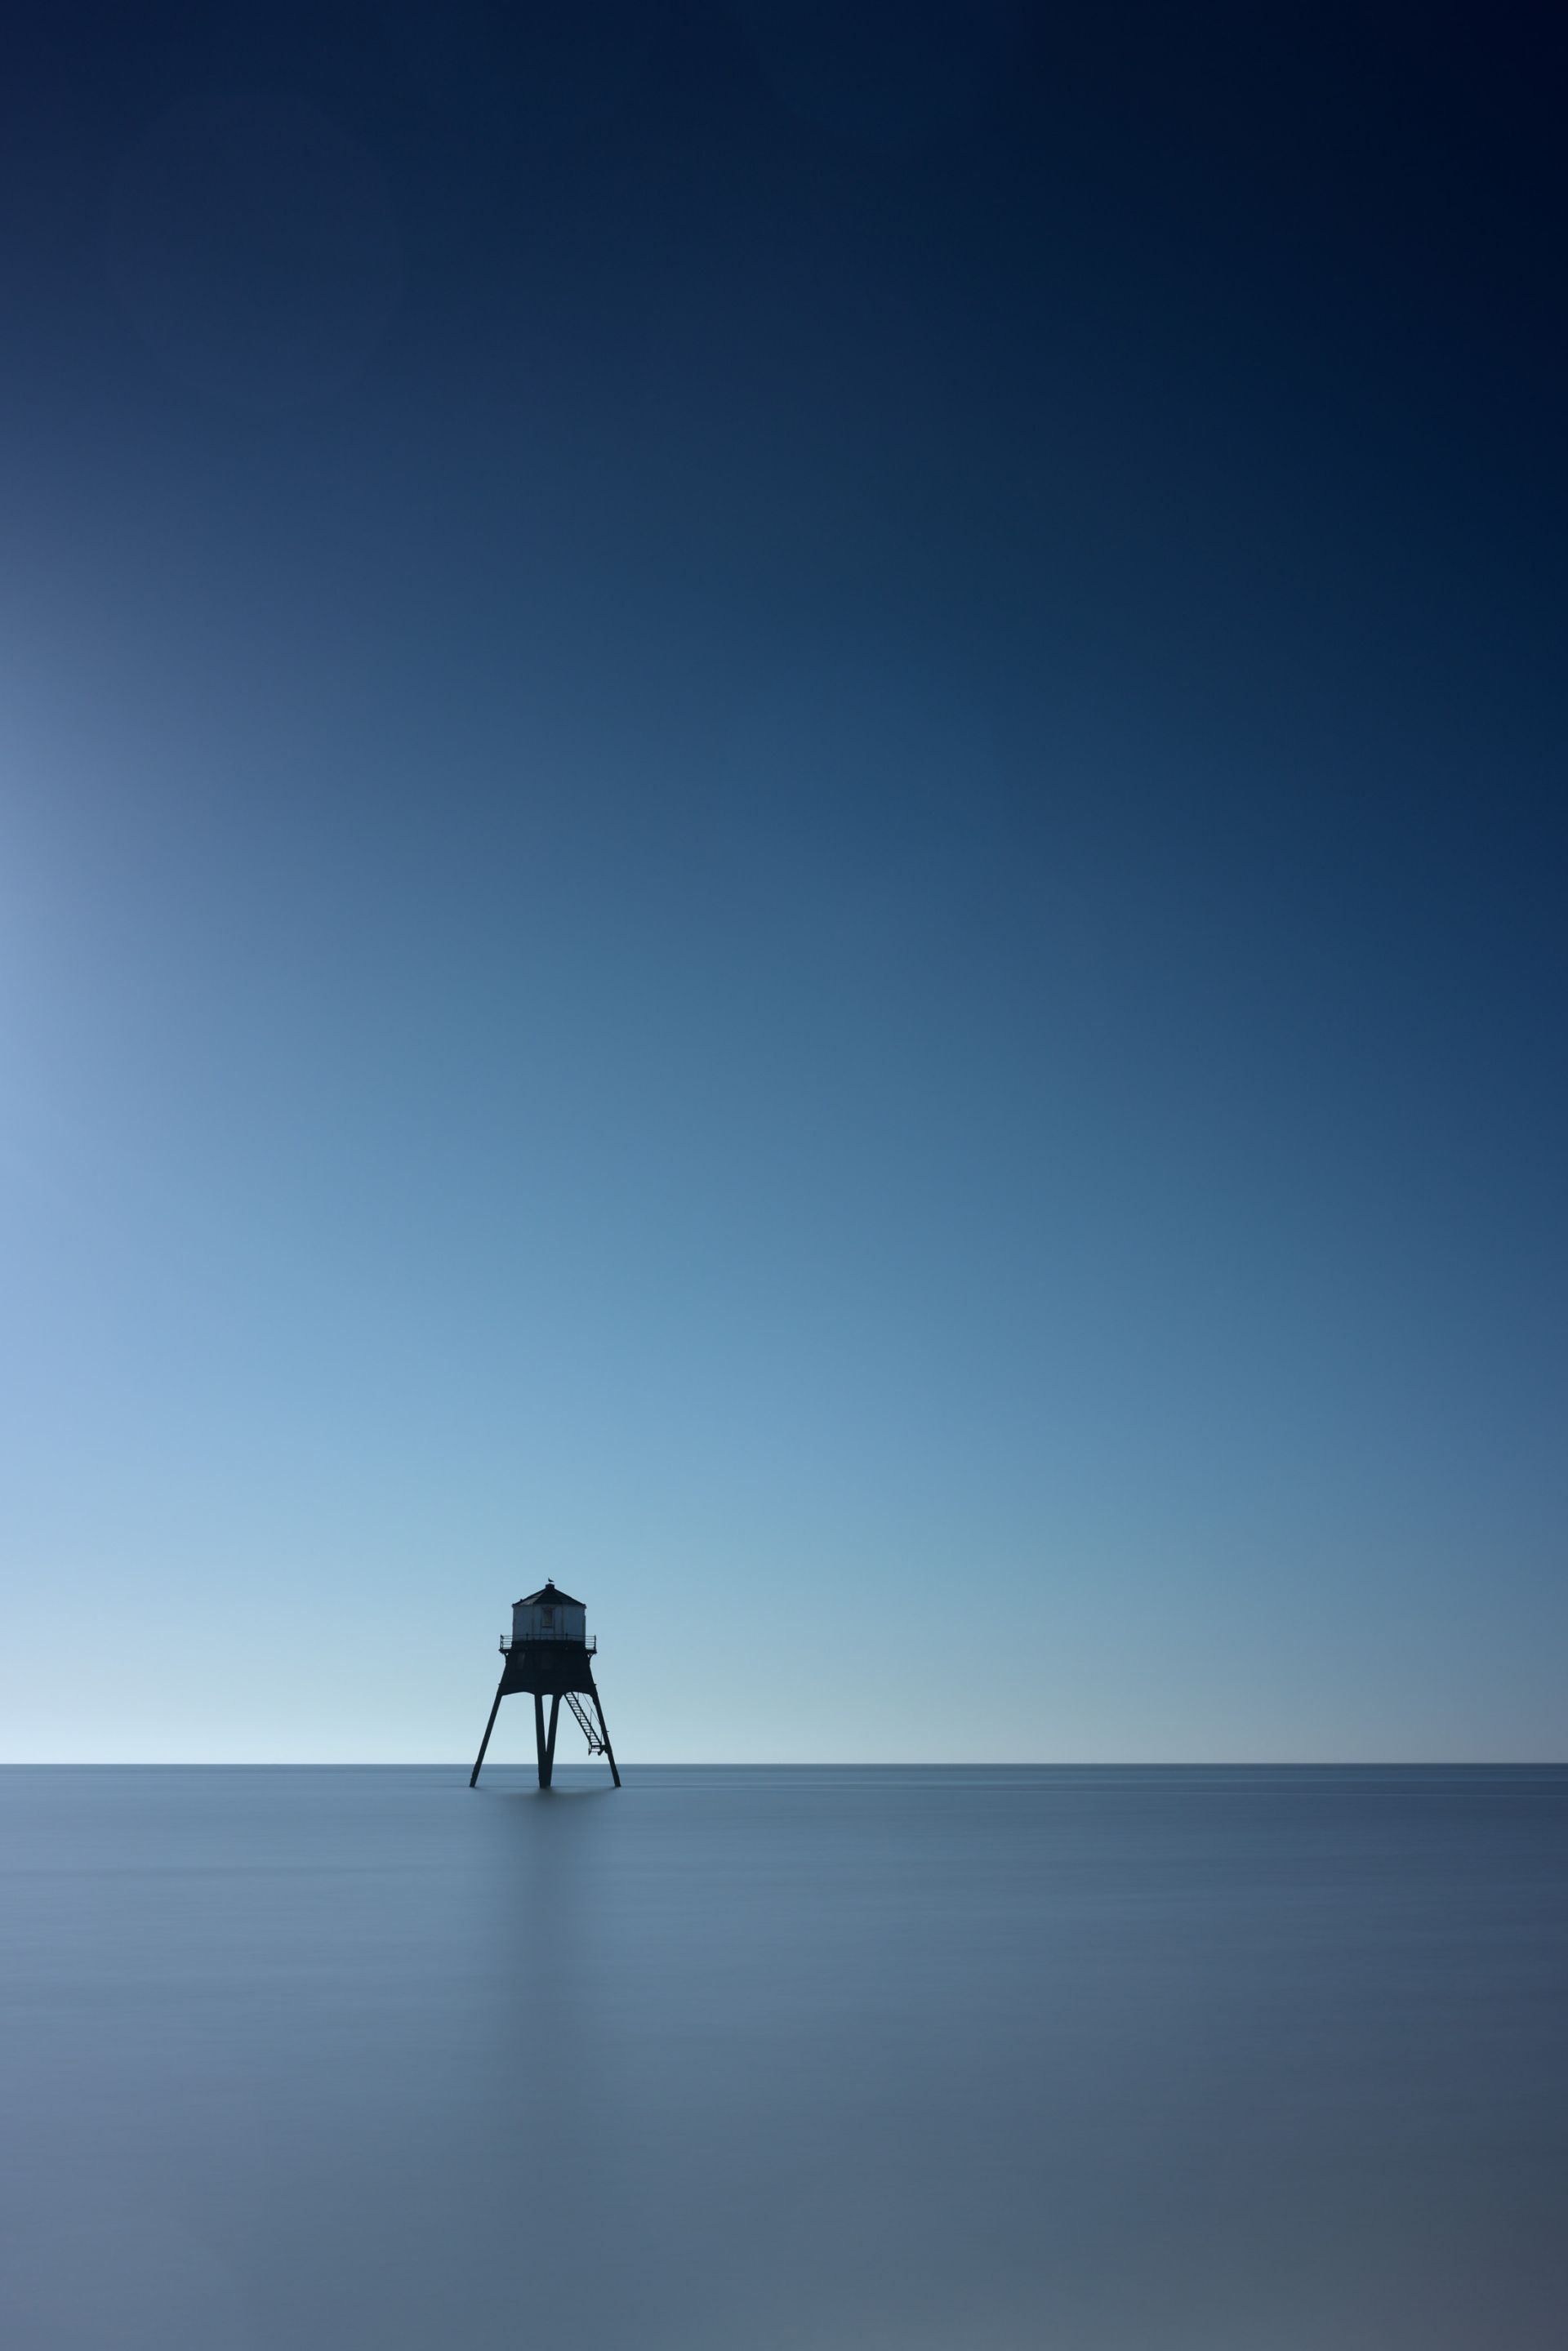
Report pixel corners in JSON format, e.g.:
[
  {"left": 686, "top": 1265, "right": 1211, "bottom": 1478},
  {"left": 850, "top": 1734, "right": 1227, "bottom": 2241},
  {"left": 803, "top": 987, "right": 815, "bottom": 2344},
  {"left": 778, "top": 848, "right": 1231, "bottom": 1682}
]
[{"left": 469, "top": 1580, "right": 621, "bottom": 1789}]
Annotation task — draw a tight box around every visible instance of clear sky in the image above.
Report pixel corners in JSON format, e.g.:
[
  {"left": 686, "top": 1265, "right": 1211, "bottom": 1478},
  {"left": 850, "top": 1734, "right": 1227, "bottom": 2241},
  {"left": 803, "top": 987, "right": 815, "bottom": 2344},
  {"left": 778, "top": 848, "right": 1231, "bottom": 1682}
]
[{"left": 2, "top": 2, "right": 1565, "bottom": 1761}]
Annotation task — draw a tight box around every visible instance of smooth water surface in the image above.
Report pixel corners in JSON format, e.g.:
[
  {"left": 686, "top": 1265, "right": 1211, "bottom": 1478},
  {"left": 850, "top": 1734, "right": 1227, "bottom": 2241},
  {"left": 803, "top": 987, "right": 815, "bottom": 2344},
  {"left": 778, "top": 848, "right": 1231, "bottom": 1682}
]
[{"left": 2, "top": 1766, "right": 1566, "bottom": 2349}]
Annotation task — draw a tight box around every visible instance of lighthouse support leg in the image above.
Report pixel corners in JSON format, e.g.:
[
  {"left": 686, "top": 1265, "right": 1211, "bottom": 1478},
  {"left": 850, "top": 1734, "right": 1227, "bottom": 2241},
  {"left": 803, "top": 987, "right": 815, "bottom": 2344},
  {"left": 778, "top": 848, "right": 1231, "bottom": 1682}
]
[
  {"left": 590, "top": 1690, "right": 621, "bottom": 1789},
  {"left": 470, "top": 1680, "right": 506, "bottom": 1788},
  {"left": 535, "top": 1693, "right": 564, "bottom": 1789}
]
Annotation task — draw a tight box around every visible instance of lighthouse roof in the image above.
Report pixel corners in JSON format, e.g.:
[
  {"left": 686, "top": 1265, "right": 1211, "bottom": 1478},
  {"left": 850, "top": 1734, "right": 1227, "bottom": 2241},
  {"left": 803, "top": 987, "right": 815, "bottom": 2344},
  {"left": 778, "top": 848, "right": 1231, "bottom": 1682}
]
[{"left": 514, "top": 1579, "right": 586, "bottom": 1610}]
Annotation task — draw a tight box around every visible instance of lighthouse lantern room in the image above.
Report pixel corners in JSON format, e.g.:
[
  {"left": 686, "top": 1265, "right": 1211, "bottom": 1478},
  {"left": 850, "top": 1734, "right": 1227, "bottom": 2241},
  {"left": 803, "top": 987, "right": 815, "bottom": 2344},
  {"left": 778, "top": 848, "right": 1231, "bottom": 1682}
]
[{"left": 512, "top": 1583, "right": 588, "bottom": 1645}]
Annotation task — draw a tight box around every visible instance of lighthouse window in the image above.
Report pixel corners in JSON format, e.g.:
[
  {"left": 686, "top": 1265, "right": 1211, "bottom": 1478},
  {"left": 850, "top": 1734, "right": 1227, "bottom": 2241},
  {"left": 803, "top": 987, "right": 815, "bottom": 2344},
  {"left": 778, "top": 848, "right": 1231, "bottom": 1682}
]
[{"left": 541, "top": 1607, "right": 554, "bottom": 1627}]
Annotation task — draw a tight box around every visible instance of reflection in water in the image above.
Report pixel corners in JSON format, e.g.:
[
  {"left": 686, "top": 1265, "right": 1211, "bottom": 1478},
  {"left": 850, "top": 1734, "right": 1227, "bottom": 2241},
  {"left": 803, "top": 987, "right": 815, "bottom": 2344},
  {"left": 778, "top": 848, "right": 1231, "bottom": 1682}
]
[{"left": 2, "top": 1766, "right": 1566, "bottom": 2349}]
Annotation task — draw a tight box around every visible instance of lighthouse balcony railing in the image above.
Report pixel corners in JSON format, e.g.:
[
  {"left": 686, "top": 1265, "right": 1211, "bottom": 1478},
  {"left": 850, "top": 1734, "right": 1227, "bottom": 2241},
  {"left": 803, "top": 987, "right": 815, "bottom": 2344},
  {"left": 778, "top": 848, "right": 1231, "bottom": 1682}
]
[{"left": 499, "top": 1632, "right": 595, "bottom": 1654}]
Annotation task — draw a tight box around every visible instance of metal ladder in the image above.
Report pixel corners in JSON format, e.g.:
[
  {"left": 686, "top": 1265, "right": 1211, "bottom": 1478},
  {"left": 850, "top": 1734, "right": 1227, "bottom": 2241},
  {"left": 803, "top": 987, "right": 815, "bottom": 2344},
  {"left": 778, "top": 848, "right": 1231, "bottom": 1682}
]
[{"left": 564, "top": 1691, "right": 607, "bottom": 1754}]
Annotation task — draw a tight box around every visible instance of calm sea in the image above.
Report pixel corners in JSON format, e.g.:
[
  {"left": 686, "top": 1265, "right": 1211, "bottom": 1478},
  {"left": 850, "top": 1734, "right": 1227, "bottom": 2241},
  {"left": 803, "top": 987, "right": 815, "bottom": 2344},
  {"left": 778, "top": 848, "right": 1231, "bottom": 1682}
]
[{"left": 2, "top": 1765, "right": 1566, "bottom": 2349}]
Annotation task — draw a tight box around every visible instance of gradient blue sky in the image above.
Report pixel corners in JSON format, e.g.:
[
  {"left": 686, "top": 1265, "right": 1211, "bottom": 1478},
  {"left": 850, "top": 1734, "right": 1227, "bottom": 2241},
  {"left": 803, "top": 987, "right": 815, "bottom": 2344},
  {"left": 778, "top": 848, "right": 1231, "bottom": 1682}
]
[{"left": 3, "top": 2, "right": 1565, "bottom": 1759}]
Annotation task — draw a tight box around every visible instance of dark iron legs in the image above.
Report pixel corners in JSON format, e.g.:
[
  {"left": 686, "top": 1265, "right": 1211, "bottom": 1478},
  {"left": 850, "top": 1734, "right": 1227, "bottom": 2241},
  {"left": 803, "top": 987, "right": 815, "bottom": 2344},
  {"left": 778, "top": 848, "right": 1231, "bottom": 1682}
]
[
  {"left": 590, "top": 1690, "right": 621, "bottom": 1788},
  {"left": 535, "top": 1693, "right": 561, "bottom": 1788},
  {"left": 469, "top": 1679, "right": 506, "bottom": 1788},
  {"left": 471, "top": 1681, "right": 619, "bottom": 1789}
]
